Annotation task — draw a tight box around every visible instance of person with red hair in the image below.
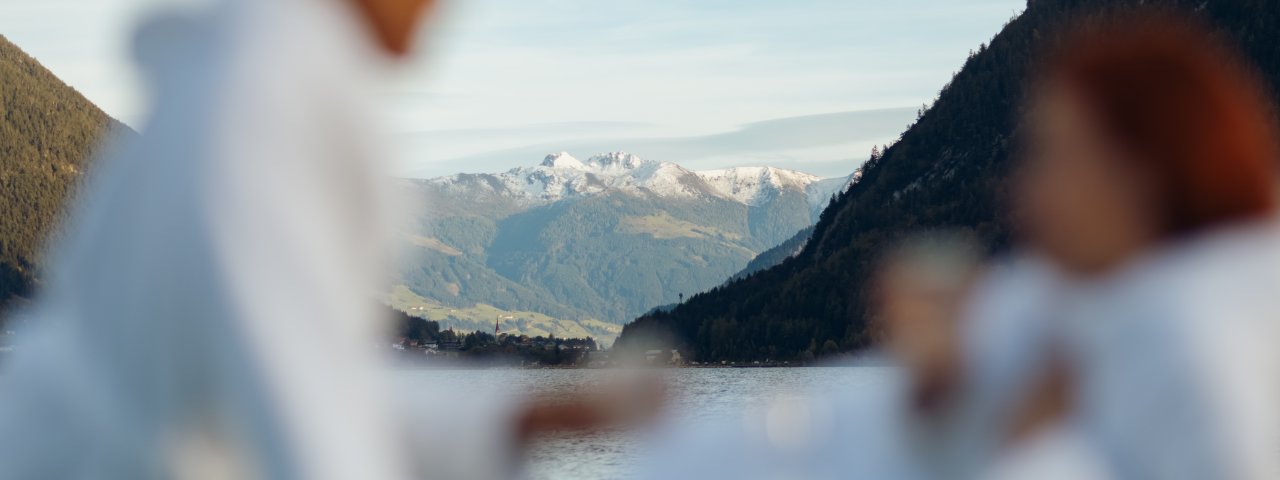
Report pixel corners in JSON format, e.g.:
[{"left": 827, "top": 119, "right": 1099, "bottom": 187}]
[
  {"left": 1017, "top": 12, "right": 1278, "bottom": 276},
  {"left": 638, "top": 9, "right": 1280, "bottom": 480},
  {"left": 985, "top": 11, "right": 1280, "bottom": 480}
]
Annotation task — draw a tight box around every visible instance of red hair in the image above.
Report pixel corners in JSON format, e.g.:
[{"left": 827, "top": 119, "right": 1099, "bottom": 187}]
[{"left": 1043, "top": 12, "right": 1279, "bottom": 237}]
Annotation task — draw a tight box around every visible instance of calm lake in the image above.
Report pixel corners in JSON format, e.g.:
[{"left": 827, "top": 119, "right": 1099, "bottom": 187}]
[{"left": 398, "top": 367, "right": 895, "bottom": 480}]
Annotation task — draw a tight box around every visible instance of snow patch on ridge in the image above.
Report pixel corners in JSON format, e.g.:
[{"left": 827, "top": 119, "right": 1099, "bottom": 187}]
[{"left": 696, "top": 166, "right": 821, "bottom": 206}]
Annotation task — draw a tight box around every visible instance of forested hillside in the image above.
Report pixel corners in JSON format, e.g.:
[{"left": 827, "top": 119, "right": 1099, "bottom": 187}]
[
  {"left": 729, "top": 225, "right": 814, "bottom": 281},
  {"left": 617, "top": 0, "right": 1280, "bottom": 362},
  {"left": 0, "top": 35, "right": 126, "bottom": 314}
]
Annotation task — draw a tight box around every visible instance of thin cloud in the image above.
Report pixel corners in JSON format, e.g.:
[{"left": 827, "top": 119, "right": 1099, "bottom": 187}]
[
  {"left": 0, "top": 0, "right": 1024, "bottom": 175},
  {"left": 397, "top": 107, "right": 917, "bottom": 178}
]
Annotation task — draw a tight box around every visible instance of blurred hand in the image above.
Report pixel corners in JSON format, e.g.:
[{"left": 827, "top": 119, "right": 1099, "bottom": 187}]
[
  {"left": 1006, "top": 354, "right": 1074, "bottom": 444},
  {"left": 875, "top": 237, "right": 979, "bottom": 413},
  {"left": 514, "top": 373, "right": 666, "bottom": 443}
]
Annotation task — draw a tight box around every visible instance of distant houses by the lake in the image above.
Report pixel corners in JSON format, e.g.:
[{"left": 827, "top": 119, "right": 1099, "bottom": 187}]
[{"left": 390, "top": 330, "right": 604, "bottom": 367}]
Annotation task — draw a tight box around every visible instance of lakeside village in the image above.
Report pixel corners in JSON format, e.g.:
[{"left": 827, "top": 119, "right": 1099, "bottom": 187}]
[{"left": 389, "top": 308, "right": 684, "bottom": 368}]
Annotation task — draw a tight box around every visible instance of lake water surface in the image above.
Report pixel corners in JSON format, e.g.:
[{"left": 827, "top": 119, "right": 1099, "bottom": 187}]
[{"left": 399, "top": 367, "right": 894, "bottom": 479}]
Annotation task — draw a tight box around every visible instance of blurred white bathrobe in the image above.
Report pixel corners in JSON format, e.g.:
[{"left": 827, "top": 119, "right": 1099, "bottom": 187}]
[
  {"left": 643, "top": 221, "right": 1280, "bottom": 480},
  {"left": 987, "top": 222, "right": 1280, "bottom": 480},
  {"left": 0, "top": 1, "right": 515, "bottom": 479},
  {"left": 636, "top": 257, "right": 1071, "bottom": 480}
]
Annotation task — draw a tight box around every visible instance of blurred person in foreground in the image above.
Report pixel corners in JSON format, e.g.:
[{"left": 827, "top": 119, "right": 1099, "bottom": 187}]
[
  {"left": 0, "top": 0, "right": 659, "bottom": 479},
  {"left": 873, "top": 10, "right": 1280, "bottom": 480},
  {"left": 983, "top": 11, "right": 1280, "bottom": 480},
  {"left": 643, "top": 8, "right": 1280, "bottom": 480}
]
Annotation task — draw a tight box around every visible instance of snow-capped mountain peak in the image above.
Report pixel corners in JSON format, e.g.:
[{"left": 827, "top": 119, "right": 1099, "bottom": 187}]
[
  {"left": 695, "top": 166, "right": 823, "bottom": 206},
  {"left": 428, "top": 152, "right": 844, "bottom": 209},
  {"left": 539, "top": 152, "right": 650, "bottom": 174},
  {"left": 541, "top": 152, "right": 588, "bottom": 170},
  {"left": 583, "top": 152, "right": 647, "bottom": 173}
]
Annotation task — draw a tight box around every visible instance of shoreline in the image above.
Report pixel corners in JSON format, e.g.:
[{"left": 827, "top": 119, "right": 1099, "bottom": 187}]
[{"left": 387, "top": 360, "right": 887, "bottom": 371}]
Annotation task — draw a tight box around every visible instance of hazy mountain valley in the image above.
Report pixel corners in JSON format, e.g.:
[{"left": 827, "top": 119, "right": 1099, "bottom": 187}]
[{"left": 389, "top": 152, "right": 849, "bottom": 342}]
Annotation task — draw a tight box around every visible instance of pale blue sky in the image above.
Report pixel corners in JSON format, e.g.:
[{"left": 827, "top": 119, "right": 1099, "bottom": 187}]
[{"left": 0, "top": 0, "right": 1025, "bottom": 178}]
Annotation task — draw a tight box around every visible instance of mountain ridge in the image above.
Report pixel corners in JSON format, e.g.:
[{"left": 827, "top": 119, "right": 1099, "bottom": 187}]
[{"left": 424, "top": 152, "right": 846, "bottom": 212}]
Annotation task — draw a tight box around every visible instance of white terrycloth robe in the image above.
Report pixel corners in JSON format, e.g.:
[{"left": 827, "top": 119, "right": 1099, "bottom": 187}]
[
  {"left": 0, "top": 1, "right": 517, "bottom": 479},
  {"left": 987, "top": 222, "right": 1280, "bottom": 480}
]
